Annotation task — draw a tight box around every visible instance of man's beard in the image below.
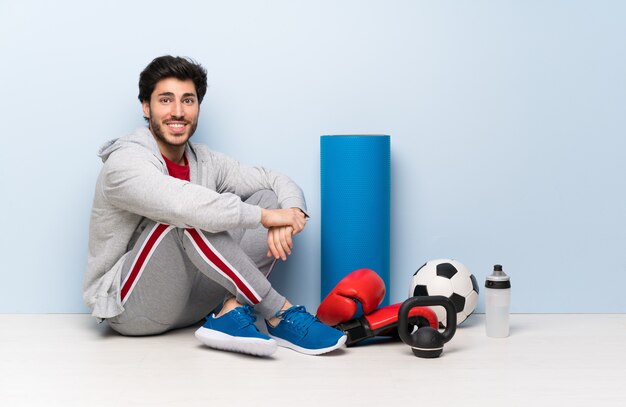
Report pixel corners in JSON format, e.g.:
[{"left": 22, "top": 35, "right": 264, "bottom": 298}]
[{"left": 150, "top": 116, "right": 198, "bottom": 147}]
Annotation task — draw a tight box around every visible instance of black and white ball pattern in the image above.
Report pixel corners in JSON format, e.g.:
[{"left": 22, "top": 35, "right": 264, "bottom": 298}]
[{"left": 409, "top": 259, "right": 479, "bottom": 326}]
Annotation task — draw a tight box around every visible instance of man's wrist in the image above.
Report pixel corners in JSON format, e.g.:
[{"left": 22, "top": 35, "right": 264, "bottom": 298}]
[{"left": 292, "top": 207, "right": 309, "bottom": 218}]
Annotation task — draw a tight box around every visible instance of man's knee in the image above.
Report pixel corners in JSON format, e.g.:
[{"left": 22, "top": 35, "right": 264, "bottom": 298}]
[{"left": 246, "top": 190, "right": 278, "bottom": 209}]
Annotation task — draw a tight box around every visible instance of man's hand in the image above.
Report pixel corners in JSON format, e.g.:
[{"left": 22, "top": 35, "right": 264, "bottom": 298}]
[
  {"left": 266, "top": 225, "right": 294, "bottom": 261},
  {"left": 261, "top": 208, "right": 307, "bottom": 260},
  {"left": 260, "top": 208, "right": 306, "bottom": 233}
]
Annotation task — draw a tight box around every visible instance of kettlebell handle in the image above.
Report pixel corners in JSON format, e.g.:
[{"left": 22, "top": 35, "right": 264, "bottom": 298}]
[{"left": 398, "top": 295, "right": 457, "bottom": 344}]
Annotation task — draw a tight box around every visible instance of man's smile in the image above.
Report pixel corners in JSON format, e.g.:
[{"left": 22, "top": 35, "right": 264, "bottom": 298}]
[{"left": 165, "top": 121, "right": 188, "bottom": 134}]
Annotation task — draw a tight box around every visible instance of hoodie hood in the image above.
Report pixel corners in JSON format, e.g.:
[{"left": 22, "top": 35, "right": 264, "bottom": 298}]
[{"left": 98, "top": 127, "right": 159, "bottom": 163}]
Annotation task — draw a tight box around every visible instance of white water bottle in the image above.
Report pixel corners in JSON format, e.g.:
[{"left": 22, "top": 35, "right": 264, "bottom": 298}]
[{"left": 485, "top": 264, "right": 511, "bottom": 338}]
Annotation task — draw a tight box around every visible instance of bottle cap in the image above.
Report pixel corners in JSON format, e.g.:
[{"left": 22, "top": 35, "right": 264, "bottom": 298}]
[{"left": 485, "top": 264, "right": 511, "bottom": 289}]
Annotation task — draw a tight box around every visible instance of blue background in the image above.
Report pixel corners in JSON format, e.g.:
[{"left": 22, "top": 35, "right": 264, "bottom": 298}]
[{"left": 1, "top": 0, "right": 624, "bottom": 314}]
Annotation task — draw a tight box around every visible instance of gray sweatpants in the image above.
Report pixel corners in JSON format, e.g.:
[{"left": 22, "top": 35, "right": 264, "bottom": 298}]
[{"left": 107, "top": 190, "right": 286, "bottom": 336}]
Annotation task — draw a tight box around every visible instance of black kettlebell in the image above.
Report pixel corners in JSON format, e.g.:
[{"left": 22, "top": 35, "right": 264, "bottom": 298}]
[{"left": 398, "top": 295, "right": 457, "bottom": 358}]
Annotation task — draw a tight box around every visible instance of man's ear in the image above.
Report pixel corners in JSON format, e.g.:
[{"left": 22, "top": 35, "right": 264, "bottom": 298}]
[{"left": 142, "top": 101, "right": 151, "bottom": 120}]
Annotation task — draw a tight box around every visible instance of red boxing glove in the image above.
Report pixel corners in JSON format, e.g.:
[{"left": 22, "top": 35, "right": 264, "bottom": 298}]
[
  {"left": 317, "top": 268, "right": 386, "bottom": 326},
  {"left": 336, "top": 303, "right": 438, "bottom": 346}
]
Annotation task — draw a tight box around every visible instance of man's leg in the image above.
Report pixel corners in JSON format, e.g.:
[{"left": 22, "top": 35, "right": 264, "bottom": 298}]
[
  {"left": 107, "top": 191, "right": 286, "bottom": 336},
  {"left": 181, "top": 190, "right": 278, "bottom": 323},
  {"left": 188, "top": 192, "right": 347, "bottom": 355},
  {"left": 106, "top": 219, "right": 216, "bottom": 336},
  {"left": 108, "top": 190, "right": 346, "bottom": 355},
  {"left": 181, "top": 227, "right": 285, "bottom": 320},
  {"left": 230, "top": 189, "right": 279, "bottom": 276}
]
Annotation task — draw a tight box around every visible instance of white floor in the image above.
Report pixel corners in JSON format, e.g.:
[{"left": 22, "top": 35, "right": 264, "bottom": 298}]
[{"left": 1, "top": 314, "right": 625, "bottom": 407}]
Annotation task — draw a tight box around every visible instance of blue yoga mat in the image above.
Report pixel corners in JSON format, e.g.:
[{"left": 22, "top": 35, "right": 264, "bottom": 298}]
[{"left": 320, "top": 135, "right": 390, "bottom": 306}]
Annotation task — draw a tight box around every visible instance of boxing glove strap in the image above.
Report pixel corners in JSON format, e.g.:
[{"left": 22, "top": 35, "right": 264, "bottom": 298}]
[{"left": 336, "top": 318, "right": 373, "bottom": 346}]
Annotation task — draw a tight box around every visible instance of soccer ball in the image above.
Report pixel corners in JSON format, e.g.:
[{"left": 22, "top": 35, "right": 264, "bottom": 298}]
[{"left": 409, "top": 259, "right": 479, "bottom": 327}]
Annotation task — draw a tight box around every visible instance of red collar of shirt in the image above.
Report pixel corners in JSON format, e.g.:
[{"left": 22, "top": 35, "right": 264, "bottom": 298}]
[{"left": 162, "top": 154, "right": 190, "bottom": 182}]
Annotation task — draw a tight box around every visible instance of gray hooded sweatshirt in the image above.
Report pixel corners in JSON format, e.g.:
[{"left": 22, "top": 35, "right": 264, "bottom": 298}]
[{"left": 84, "top": 127, "right": 307, "bottom": 319}]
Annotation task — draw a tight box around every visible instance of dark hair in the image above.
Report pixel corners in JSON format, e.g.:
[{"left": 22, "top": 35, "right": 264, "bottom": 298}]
[{"left": 138, "top": 55, "right": 208, "bottom": 104}]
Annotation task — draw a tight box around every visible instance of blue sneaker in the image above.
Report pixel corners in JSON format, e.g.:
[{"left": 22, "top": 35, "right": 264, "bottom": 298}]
[
  {"left": 195, "top": 305, "right": 277, "bottom": 357},
  {"left": 266, "top": 305, "right": 347, "bottom": 355}
]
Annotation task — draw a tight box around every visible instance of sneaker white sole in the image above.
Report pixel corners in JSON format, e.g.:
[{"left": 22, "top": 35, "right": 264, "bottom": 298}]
[
  {"left": 270, "top": 334, "right": 347, "bottom": 356},
  {"left": 195, "top": 326, "right": 277, "bottom": 357}
]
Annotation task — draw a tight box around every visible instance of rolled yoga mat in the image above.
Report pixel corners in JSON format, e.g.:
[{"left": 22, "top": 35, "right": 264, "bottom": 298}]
[{"left": 320, "top": 135, "right": 390, "bottom": 306}]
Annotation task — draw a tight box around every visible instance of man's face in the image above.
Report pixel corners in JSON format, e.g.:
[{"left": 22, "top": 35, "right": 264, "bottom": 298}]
[{"left": 142, "top": 77, "right": 200, "bottom": 148}]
